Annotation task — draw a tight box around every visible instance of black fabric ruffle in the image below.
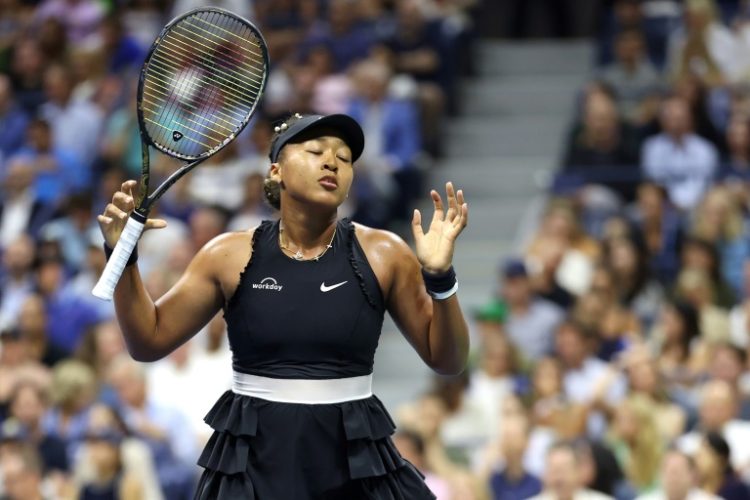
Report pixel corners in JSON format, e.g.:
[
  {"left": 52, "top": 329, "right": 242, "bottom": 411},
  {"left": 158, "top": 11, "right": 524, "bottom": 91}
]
[{"left": 194, "top": 391, "right": 435, "bottom": 499}]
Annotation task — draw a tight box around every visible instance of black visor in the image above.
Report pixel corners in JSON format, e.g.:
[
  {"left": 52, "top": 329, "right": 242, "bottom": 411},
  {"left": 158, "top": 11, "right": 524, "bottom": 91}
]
[{"left": 269, "top": 114, "right": 365, "bottom": 163}]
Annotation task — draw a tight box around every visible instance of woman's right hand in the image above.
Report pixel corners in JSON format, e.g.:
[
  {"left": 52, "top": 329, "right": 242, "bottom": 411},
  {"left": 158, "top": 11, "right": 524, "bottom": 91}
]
[{"left": 97, "top": 180, "right": 167, "bottom": 248}]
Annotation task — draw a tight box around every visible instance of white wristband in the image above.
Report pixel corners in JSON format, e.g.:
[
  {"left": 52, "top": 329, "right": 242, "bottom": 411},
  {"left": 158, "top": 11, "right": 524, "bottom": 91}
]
[{"left": 428, "top": 281, "right": 458, "bottom": 300}]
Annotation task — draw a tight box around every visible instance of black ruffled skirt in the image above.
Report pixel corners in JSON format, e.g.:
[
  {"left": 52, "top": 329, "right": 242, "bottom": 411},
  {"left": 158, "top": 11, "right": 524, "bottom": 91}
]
[{"left": 194, "top": 391, "right": 436, "bottom": 499}]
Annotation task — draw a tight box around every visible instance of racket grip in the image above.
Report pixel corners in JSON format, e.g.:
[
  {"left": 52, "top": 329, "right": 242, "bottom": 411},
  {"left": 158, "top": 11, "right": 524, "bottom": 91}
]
[{"left": 92, "top": 214, "right": 147, "bottom": 301}]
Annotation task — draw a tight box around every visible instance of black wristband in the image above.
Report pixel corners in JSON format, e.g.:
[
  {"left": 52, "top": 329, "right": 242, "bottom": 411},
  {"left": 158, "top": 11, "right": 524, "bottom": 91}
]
[
  {"left": 103, "top": 243, "right": 138, "bottom": 267},
  {"left": 422, "top": 266, "right": 458, "bottom": 299}
]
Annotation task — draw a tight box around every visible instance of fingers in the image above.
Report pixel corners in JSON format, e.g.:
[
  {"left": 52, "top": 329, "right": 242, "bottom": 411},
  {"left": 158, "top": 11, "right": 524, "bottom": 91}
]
[
  {"left": 121, "top": 179, "right": 137, "bottom": 198},
  {"left": 112, "top": 191, "right": 135, "bottom": 213},
  {"left": 145, "top": 219, "right": 168, "bottom": 230},
  {"left": 430, "top": 190, "right": 444, "bottom": 225},
  {"left": 445, "top": 182, "right": 457, "bottom": 222},
  {"left": 104, "top": 202, "right": 128, "bottom": 222},
  {"left": 411, "top": 209, "right": 424, "bottom": 244}
]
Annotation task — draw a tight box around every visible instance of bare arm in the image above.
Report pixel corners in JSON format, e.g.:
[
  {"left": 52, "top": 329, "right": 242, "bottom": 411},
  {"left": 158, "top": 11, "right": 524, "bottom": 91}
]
[
  {"left": 369, "top": 182, "right": 470, "bottom": 375},
  {"left": 99, "top": 180, "right": 247, "bottom": 362},
  {"left": 386, "top": 236, "right": 469, "bottom": 375}
]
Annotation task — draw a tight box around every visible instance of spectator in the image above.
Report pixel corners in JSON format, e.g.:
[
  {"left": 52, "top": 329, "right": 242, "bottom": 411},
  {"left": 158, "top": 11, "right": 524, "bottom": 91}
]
[
  {"left": 0, "top": 74, "right": 29, "bottom": 160},
  {"left": 525, "top": 199, "right": 600, "bottom": 296},
  {"left": 529, "top": 441, "right": 614, "bottom": 500},
  {"left": 393, "top": 429, "right": 453, "bottom": 500},
  {"left": 694, "top": 432, "right": 750, "bottom": 500},
  {"left": 7, "top": 381, "right": 68, "bottom": 474},
  {"left": 627, "top": 182, "right": 683, "bottom": 286},
  {"left": 41, "top": 360, "right": 97, "bottom": 462},
  {"left": 376, "top": 0, "right": 450, "bottom": 152},
  {"left": 598, "top": 28, "right": 662, "bottom": 124},
  {"left": 603, "top": 235, "right": 665, "bottom": 330},
  {"left": 677, "top": 379, "right": 750, "bottom": 475},
  {"left": 500, "top": 259, "right": 564, "bottom": 363},
  {"left": 667, "top": 0, "right": 742, "bottom": 86},
  {"left": 33, "top": 0, "right": 105, "bottom": 44},
  {"left": 464, "top": 333, "right": 523, "bottom": 439},
  {"left": 39, "top": 63, "right": 104, "bottom": 171},
  {"left": 716, "top": 115, "right": 750, "bottom": 183},
  {"left": 619, "top": 345, "right": 687, "bottom": 442},
  {"left": 0, "top": 162, "right": 56, "bottom": 248},
  {"left": 0, "top": 327, "right": 51, "bottom": 422},
  {"left": 561, "top": 91, "right": 639, "bottom": 200},
  {"left": 528, "top": 357, "right": 587, "bottom": 444},
  {"left": 16, "top": 294, "right": 67, "bottom": 369},
  {"left": 0, "top": 236, "right": 35, "bottom": 331},
  {"left": 650, "top": 300, "right": 705, "bottom": 388},
  {"left": 675, "top": 268, "right": 731, "bottom": 345},
  {"left": 7, "top": 37, "right": 47, "bottom": 114},
  {"left": 706, "top": 342, "right": 750, "bottom": 419},
  {"left": 690, "top": 186, "right": 750, "bottom": 297},
  {"left": 347, "top": 58, "right": 422, "bottom": 226},
  {"left": 487, "top": 414, "right": 543, "bottom": 500},
  {"left": 728, "top": 260, "right": 750, "bottom": 350},
  {"left": 0, "top": 445, "right": 50, "bottom": 500},
  {"left": 107, "top": 355, "right": 197, "bottom": 499},
  {"left": 304, "top": 0, "right": 375, "bottom": 72},
  {"left": 554, "top": 320, "right": 627, "bottom": 438},
  {"left": 680, "top": 236, "right": 736, "bottom": 309},
  {"left": 227, "top": 172, "right": 273, "bottom": 232},
  {"left": 606, "top": 394, "right": 663, "bottom": 495},
  {"left": 636, "top": 449, "right": 721, "bottom": 500},
  {"left": 641, "top": 96, "right": 719, "bottom": 211}
]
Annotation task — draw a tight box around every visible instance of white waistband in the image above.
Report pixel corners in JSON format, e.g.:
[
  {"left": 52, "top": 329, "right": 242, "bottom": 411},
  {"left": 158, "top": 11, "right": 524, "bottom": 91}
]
[{"left": 231, "top": 371, "right": 373, "bottom": 404}]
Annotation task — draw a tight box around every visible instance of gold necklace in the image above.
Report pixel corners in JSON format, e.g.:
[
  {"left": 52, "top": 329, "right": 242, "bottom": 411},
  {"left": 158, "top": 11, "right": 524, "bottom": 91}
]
[{"left": 279, "top": 224, "right": 336, "bottom": 261}]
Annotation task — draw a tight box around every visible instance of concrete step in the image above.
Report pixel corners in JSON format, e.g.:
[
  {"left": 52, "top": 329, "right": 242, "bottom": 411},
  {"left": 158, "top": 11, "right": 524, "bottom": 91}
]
[
  {"left": 477, "top": 40, "right": 594, "bottom": 77},
  {"left": 461, "top": 74, "right": 585, "bottom": 117},
  {"left": 445, "top": 115, "right": 570, "bottom": 158}
]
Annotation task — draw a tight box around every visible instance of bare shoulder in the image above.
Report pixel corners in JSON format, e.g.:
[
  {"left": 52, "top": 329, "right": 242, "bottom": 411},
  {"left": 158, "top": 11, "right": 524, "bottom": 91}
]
[
  {"left": 352, "top": 222, "right": 419, "bottom": 294},
  {"left": 198, "top": 228, "right": 256, "bottom": 261},
  {"left": 352, "top": 222, "right": 413, "bottom": 259}
]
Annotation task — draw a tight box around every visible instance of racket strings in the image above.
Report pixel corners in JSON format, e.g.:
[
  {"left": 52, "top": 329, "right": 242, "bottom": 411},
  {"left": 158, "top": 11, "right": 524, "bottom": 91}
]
[{"left": 142, "top": 10, "right": 266, "bottom": 158}]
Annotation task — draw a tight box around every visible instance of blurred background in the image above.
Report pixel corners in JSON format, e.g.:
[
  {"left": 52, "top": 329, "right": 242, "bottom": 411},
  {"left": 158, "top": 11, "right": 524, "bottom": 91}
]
[{"left": 2, "top": 0, "right": 750, "bottom": 499}]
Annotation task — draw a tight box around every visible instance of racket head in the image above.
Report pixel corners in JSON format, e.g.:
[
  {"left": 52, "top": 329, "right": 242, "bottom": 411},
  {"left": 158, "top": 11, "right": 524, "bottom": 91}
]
[{"left": 137, "top": 7, "right": 268, "bottom": 161}]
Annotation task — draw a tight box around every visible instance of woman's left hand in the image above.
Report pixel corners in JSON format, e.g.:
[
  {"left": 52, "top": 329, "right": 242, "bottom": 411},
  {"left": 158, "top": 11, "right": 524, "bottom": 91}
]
[{"left": 412, "top": 182, "right": 468, "bottom": 274}]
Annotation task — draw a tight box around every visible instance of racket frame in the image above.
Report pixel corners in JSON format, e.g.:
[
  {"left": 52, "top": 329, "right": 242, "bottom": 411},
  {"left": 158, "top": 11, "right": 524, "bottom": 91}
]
[{"left": 93, "top": 7, "right": 268, "bottom": 301}]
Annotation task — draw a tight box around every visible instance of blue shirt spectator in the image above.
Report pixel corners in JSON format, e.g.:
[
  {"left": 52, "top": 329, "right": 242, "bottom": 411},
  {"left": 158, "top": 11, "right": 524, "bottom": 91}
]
[{"left": 0, "top": 75, "right": 30, "bottom": 160}]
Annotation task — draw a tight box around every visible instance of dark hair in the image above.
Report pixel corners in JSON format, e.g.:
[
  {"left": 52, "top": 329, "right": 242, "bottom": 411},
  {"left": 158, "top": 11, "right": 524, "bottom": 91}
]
[
  {"left": 263, "top": 113, "right": 307, "bottom": 210},
  {"left": 669, "top": 300, "right": 701, "bottom": 360},
  {"left": 704, "top": 431, "right": 733, "bottom": 475},
  {"left": 394, "top": 429, "right": 425, "bottom": 457}
]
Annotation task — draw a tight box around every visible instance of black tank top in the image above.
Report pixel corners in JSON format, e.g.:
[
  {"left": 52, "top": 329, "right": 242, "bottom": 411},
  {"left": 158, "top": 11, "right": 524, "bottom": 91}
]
[{"left": 224, "top": 218, "right": 386, "bottom": 379}]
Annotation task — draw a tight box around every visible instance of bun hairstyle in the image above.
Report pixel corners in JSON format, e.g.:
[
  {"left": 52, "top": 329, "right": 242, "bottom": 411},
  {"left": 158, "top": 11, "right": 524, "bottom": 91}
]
[{"left": 263, "top": 113, "right": 305, "bottom": 210}]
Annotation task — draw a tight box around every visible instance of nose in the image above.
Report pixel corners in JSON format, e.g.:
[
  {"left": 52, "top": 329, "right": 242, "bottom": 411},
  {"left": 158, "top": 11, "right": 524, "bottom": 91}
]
[{"left": 321, "top": 150, "right": 338, "bottom": 173}]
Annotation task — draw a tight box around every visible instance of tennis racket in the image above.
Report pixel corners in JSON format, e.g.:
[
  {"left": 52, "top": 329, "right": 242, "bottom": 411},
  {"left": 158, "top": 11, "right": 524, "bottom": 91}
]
[{"left": 92, "top": 7, "right": 268, "bottom": 300}]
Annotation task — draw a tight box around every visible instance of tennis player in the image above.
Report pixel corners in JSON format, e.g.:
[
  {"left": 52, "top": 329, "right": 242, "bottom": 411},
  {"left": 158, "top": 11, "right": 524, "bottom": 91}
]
[{"left": 98, "top": 113, "right": 469, "bottom": 499}]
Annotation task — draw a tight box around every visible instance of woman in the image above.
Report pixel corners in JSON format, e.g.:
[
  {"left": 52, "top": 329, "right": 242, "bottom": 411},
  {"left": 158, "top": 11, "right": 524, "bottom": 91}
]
[
  {"left": 694, "top": 432, "right": 750, "bottom": 500},
  {"left": 97, "top": 113, "right": 470, "bottom": 499},
  {"left": 606, "top": 394, "right": 663, "bottom": 495}
]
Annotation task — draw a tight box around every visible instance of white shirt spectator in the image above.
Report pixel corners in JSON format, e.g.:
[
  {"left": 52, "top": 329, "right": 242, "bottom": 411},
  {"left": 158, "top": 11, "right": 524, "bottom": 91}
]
[
  {"left": 641, "top": 133, "right": 718, "bottom": 210},
  {"left": 40, "top": 99, "right": 103, "bottom": 169},
  {"left": 677, "top": 420, "right": 750, "bottom": 474},
  {"left": 564, "top": 358, "right": 627, "bottom": 437},
  {"left": 506, "top": 299, "right": 564, "bottom": 362},
  {"left": 636, "top": 490, "right": 720, "bottom": 500},
  {"left": 530, "top": 489, "right": 613, "bottom": 500},
  {"left": 728, "top": 304, "right": 749, "bottom": 348}
]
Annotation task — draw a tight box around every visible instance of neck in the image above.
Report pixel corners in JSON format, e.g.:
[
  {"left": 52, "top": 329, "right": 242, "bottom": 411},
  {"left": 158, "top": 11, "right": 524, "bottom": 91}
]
[
  {"left": 279, "top": 207, "right": 337, "bottom": 250},
  {"left": 505, "top": 459, "right": 525, "bottom": 480}
]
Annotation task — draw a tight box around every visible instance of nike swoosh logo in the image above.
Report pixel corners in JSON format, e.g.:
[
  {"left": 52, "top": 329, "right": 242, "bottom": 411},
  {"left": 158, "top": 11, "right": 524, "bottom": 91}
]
[{"left": 320, "top": 281, "right": 348, "bottom": 292}]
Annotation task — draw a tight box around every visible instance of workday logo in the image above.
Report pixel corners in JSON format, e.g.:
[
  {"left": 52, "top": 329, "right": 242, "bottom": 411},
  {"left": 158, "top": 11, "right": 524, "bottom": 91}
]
[{"left": 252, "top": 277, "right": 283, "bottom": 291}]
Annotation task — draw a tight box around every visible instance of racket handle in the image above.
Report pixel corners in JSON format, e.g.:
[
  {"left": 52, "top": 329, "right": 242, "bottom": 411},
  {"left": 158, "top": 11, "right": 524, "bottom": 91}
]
[{"left": 92, "top": 214, "right": 146, "bottom": 301}]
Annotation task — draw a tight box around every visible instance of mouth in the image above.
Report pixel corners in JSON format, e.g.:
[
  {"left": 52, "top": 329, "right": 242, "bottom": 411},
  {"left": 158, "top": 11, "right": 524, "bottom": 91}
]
[{"left": 318, "top": 176, "right": 338, "bottom": 190}]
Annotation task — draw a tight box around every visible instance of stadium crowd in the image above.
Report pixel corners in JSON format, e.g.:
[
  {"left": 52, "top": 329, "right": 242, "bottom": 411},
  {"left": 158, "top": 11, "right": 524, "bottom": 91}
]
[
  {"left": 4, "top": 0, "right": 750, "bottom": 499},
  {"left": 0, "top": 0, "right": 479, "bottom": 499}
]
